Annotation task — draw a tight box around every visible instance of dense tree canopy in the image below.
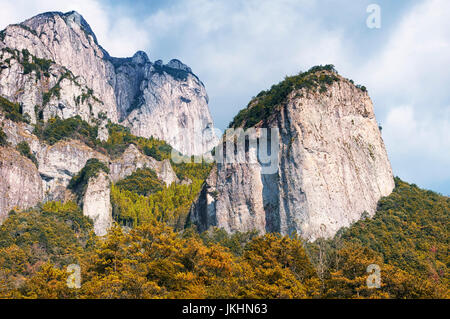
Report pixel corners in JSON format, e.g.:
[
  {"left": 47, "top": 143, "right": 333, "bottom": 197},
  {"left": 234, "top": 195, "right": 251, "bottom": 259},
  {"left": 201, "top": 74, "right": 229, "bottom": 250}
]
[
  {"left": 305, "top": 178, "right": 449, "bottom": 298},
  {"left": 0, "top": 166, "right": 447, "bottom": 300}
]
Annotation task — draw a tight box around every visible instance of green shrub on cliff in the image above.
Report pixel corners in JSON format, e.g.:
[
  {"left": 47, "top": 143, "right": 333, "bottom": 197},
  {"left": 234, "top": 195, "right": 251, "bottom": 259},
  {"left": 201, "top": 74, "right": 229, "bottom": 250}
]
[
  {"left": 20, "top": 49, "right": 53, "bottom": 77},
  {"left": 101, "top": 123, "right": 172, "bottom": 160},
  {"left": 33, "top": 115, "right": 98, "bottom": 146},
  {"left": 0, "top": 96, "right": 30, "bottom": 124},
  {"left": 16, "top": 141, "right": 38, "bottom": 167},
  {"left": 230, "top": 65, "right": 339, "bottom": 128},
  {"left": 68, "top": 158, "right": 109, "bottom": 197},
  {"left": 115, "top": 168, "right": 164, "bottom": 196},
  {"left": 0, "top": 127, "right": 8, "bottom": 146}
]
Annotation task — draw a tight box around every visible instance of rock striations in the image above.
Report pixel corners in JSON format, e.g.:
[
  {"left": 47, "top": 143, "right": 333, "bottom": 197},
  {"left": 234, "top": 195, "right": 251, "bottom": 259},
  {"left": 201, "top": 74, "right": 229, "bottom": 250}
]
[
  {"left": 0, "top": 115, "right": 182, "bottom": 235},
  {"left": 0, "top": 146, "right": 43, "bottom": 223},
  {"left": 0, "top": 11, "right": 217, "bottom": 154},
  {"left": 82, "top": 171, "right": 112, "bottom": 237},
  {"left": 0, "top": 11, "right": 219, "bottom": 235},
  {"left": 1, "top": 12, "right": 396, "bottom": 240},
  {"left": 190, "top": 70, "right": 395, "bottom": 241}
]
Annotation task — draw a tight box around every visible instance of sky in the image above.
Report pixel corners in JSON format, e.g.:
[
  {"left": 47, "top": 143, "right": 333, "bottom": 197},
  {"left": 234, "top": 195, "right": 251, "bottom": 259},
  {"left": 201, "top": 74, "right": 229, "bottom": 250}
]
[{"left": 0, "top": 0, "right": 449, "bottom": 195}]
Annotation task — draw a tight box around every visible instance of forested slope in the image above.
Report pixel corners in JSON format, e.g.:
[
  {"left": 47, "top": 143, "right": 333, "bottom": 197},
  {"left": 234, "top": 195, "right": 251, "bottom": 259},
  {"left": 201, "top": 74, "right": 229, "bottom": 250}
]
[{"left": 0, "top": 178, "right": 447, "bottom": 298}]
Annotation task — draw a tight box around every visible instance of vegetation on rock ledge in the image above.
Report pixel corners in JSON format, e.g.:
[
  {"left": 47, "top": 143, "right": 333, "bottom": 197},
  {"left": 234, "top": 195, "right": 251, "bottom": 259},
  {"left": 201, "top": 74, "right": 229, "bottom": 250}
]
[
  {"left": 0, "top": 178, "right": 447, "bottom": 299},
  {"left": 33, "top": 115, "right": 98, "bottom": 146},
  {"left": 230, "top": 64, "right": 339, "bottom": 128},
  {"left": 16, "top": 141, "right": 38, "bottom": 167},
  {"left": 0, "top": 127, "right": 8, "bottom": 146},
  {"left": 0, "top": 96, "right": 30, "bottom": 124},
  {"left": 101, "top": 123, "right": 173, "bottom": 161},
  {"left": 115, "top": 168, "right": 164, "bottom": 196},
  {"left": 68, "top": 158, "right": 110, "bottom": 198}
]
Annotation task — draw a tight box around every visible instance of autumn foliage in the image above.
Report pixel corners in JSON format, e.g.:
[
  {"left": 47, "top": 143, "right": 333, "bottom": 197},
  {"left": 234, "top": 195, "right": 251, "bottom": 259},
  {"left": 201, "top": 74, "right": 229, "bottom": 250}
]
[{"left": 0, "top": 178, "right": 448, "bottom": 299}]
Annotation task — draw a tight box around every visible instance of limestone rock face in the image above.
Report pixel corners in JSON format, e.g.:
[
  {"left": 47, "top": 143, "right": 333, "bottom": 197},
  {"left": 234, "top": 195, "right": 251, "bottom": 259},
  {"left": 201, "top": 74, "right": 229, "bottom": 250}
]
[
  {"left": 0, "top": 116, "right": 180, "bottom": 226},
  {"left": 190, "top": 76, "right": 395, "bottom": 241},
  {"left": 122, "top": 63, "right": 217, "bottom": 155},
  {"left": 37, "top": 140, "right": 109, "bottom": 202},
  {"left": 0, "top": 113, "right": 40, "bottom": 150},
  {"left": 82, "top": 171, "right": 112, "bottom": 236},
  {"left": 158, "top": 159, "right": 179, "bottom": 187},
  {"left": 0, "top": 47, "right": 110, "bottom": 134},
  {"left": 109, "top": 144, "right": 178, "bottom": 186},
  {"left": 0, "top": 11, "right": 217, "bottom": 154},
  {"left": 0, "top": 10, "right": 217, "bottom": 233},
  {"left": 1, "top": 12, "right": 119, "bottom": 125},
  {"left": 0, "top": 115, "right": 107, "bottom": 202},
  {"left": 0, "top": 147, "right": 43, "bottom": 222}
]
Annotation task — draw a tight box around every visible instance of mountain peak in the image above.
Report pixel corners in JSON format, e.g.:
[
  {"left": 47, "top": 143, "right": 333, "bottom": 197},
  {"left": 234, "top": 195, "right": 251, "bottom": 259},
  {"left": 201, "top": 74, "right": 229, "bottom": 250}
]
[
  {"left": 229, "top": 64, "right": 368, "bottom": 129},
  {"left": 167, "top": 59, "right": 192, "bottom": 73},
  {"left": 191, "top": 64, "right": 394, "bottom": 240},
  {"left": 18, "top": 10, "right": 98, "bottom": 44},
  {"left": 0, "top": 10, "right": 217, "bottom": 156},
  {"left": 132, "top": 50, "right": 150, "bottom": 65}
]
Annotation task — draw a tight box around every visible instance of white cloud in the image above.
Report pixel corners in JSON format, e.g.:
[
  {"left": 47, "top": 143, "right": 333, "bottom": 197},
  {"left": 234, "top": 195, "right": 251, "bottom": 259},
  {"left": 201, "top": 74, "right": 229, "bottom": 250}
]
[
  {"left": 361, "top": 0, "right": 450, "bottom": 112},
  {"left": 356, "top": 0, "right": 450, "bottom": 194},
  {"left": 384, "top": 106, "right": 450, "bottom": 158},
  {"left": 140, "top": 0, "right": 348, "bottom": 128},
  {"left": 383, "top": 105, "right": 450, "bottom": 193},
  {"left": 0, "top": 0, "right": 448, "bottom": 194}
]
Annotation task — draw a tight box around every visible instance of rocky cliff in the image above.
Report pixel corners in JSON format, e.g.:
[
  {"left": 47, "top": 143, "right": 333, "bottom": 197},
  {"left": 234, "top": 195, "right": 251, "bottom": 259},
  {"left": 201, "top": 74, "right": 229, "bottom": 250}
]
[
  {"left": 0, "top": 114, "right": 180, "bottom": 234},
  {"left": 0, "top": 146, "right": 43, "bottom": 223},
  {"left": 82, "top": 171, "right": 112, "bottom": 236},
  {"left": 110, "top": 144, "right": 178, "bottom": 186},
  {"left": 0, "top": 10, "right": 220, "bottom": 234},
  {"left": 190, "top": 68, "right": 395, "bottom": 241},
  {"left": 0, "top": 11, "right": 217, "bottom": 154}
]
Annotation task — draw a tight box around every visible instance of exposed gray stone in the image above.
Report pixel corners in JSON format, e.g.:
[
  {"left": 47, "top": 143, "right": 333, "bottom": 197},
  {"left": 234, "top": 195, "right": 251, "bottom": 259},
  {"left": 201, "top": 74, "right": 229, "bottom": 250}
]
[
  {"left": 0, "top": 11, "right": 218, "bottom": 155},
  {"left": 0, "top": 146, "right": 43, "bottom": 223},
  {"left": 37, "top": 139, "right": 109, "bottom": 202},
  {"left": 0, "top": 115, "right": 180, "bottom": 225},
  {"left": 109, "top": 144, "right": 178, "bottom": 186},
  {"left": 82, "top": 171, "right": 112, "bottom": 236},
  {"left": 190, "top": 76, "right": 395, "bottom": 241}
]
